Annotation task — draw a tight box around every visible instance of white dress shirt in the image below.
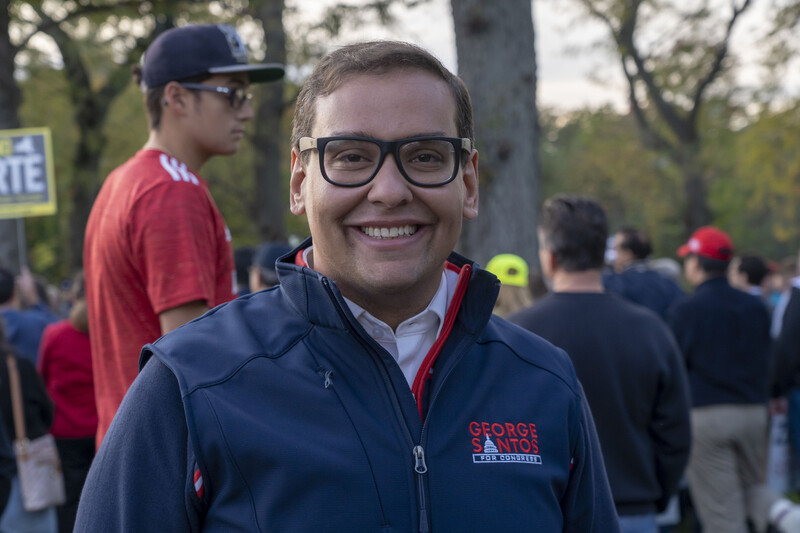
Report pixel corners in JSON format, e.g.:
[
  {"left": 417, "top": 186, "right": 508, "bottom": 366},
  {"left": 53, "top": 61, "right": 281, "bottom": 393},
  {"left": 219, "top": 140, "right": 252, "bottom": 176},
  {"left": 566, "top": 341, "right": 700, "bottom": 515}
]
[{"left": 301, "top": 246, "right": 458, "bottom": 388}]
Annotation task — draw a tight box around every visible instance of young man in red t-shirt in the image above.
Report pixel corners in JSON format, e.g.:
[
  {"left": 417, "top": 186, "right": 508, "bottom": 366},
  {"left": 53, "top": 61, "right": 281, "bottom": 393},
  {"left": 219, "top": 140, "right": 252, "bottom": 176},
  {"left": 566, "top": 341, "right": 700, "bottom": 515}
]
[{"left": 83, "top": 24, "right": 283, "bottom": 446}]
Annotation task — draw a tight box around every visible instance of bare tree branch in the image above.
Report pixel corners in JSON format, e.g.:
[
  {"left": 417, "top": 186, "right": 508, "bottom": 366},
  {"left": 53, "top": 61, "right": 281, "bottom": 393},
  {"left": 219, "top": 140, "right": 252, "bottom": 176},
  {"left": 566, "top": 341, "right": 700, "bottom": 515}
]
[
  {"left": 14, "top": 1, "right": 146, "bottom": 52},
  {"left": 687, "top": 0, "right": 752, "bottom": 129},
  {"left": 619, "top": 52, "right": 672, "bottom": 151},
  {"left": 579, "top": 0, "right": 687, "bottom": 139},
  {"left": 615, "top": 2, "right": 692, "bottom": 143}
]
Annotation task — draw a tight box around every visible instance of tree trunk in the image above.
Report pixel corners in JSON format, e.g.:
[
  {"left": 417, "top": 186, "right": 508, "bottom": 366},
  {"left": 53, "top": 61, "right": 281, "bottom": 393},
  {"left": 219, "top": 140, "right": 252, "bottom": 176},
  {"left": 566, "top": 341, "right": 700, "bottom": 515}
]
[
  {"left": 451, "top": 0, "right": 541, "bottom": 269},
  {"left": 251, "top": 0, "right": 288, "bottom": 242},
  {"left": 679, "top": 147, "right": 711, "bottom": 233},
  {"left": 0, "top": 0, "right": 22, "bottom": 271},
  {"left": 68, "top": 129, "right": 104, "bottom": 271}
]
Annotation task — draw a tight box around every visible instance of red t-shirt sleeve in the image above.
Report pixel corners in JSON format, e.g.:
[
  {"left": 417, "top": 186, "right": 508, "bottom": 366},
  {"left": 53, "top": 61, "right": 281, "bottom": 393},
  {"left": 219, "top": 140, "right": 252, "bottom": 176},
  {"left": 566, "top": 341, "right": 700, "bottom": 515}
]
[{"left": 130, "top": 181, "right": 223, "bottom": 315}]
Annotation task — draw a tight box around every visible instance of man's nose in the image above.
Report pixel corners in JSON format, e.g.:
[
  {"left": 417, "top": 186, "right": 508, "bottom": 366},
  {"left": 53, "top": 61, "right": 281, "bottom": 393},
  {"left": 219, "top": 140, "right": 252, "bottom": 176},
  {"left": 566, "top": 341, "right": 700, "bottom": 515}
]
[
  {"left": 366, "top": 154, "right": 413, "bottom": 207},
  {"left": 237, "top": 99, "right": 255, "bottom": 120}
]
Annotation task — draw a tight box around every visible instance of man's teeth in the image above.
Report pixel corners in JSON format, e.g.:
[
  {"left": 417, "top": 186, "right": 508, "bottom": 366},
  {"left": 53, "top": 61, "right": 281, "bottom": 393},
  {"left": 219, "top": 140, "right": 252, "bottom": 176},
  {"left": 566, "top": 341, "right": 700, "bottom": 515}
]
[{"left": 361, "top": 225, "right": 418, "bottom": 239}]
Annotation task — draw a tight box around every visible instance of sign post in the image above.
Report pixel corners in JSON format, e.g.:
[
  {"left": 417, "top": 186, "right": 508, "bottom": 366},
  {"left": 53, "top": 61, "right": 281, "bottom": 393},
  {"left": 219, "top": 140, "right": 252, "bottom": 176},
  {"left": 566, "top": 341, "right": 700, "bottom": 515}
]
[{"left": 0, "top": 128, "right": 57, "bottom": 271}]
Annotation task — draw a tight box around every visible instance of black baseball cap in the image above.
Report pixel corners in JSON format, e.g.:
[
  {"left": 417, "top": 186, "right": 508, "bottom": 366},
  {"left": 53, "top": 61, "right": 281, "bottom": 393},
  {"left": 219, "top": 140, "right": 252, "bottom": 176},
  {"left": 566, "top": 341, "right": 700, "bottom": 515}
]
[{"left": 141, "top": 24, "right": 285, "bottom": 89}]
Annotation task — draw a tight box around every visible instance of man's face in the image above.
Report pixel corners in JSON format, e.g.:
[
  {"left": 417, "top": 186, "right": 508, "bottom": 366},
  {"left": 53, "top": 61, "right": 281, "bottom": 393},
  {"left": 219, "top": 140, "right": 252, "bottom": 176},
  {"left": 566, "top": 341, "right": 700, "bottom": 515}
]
[
  {"left": 727, "top": 257, "right": 746, "bottom": 289},
  {"left": 612, "top": 233, "right": 633, "bottom": 271},
  {"left": 290, "top": 70, "right": 479, "bottom": 317},
  {"left": 683, "top": 254, "right": 703, "bottom": 287},
  {"left": 184, "top": 73, "right": 254, "bottom": 158}
]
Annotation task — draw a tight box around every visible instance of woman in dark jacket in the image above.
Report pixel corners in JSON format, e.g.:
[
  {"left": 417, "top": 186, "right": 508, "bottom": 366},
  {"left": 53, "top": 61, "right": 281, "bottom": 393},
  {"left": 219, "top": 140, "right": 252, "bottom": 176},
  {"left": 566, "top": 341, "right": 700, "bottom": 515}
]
[{"left": 0, "top": 321, "right": 56, "bottom": 532}]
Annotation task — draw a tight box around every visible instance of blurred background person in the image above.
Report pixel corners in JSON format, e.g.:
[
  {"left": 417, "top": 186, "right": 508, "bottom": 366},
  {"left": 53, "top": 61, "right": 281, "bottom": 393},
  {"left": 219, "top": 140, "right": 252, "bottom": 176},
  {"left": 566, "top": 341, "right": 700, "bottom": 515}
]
[
  {"left": 510, "top": 196, "right": 691, "bottom": 533},
  {"left": 669, "top": 227, "right": 800, "bottom": 533},
  {"left": 485, "top": 253, "right": 534, "bottom": 318},
  {"left": 37, "top": 272, "right": 96, "bottom": 533},
  {"left": 729, "top": 254, "right": 772, "bottom": 311},
  {"left": 771, "top": 256, "right": 799, "bottom": 340},
  {"left": 0, "top": 267, "right": 57, "bottom": 365},
  {"left": 0, "top": 320, "right": 56, "bottom": 532},
  {"left": 249, "top": 242, "right": 292, "bottom": 292},
  {"left": 233, "top": 246, "right": 256, "bottom": 296},
  {"left": 603, "top": 227, "right": 684, "bottom": 320}
]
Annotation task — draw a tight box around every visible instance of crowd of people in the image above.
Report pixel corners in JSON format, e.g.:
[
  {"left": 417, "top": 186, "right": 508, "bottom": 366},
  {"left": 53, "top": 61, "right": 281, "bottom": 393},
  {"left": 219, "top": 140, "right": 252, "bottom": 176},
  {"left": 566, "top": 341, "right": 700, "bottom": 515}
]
[
  {"left": 0, "top": 21, "right": 797, "bottom": 533},
  {"left": 493, "top": 206, "right": 800, "bottom": 533}
]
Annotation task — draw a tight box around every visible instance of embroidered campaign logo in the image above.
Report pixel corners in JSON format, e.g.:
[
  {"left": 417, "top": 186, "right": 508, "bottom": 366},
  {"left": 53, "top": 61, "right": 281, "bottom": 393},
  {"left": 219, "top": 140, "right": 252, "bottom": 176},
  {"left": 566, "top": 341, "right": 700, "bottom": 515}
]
[{"left": 470, "top": 421, "right": 542, "bottom": 465}]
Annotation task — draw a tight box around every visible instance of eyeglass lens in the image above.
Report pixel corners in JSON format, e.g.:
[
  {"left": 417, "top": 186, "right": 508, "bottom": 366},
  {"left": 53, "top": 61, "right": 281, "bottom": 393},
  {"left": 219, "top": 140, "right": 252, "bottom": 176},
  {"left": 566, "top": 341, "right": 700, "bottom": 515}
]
[
  {"left": 229, "top": 88, "right": 251, "bottom": 109},
  {"left": 322, "top": 139, "right": 457, "bottom": 185}
]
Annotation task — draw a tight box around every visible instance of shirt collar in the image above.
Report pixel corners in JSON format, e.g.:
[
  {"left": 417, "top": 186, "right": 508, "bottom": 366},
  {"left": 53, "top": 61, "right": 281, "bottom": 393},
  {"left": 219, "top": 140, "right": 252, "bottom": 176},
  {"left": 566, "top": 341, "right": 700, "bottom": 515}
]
[
  {"left": 301, "top": 245, "right": 450, "bottom": 337},
  {"left": 344, "top": 271, "right": 449, "bottom": 338}
]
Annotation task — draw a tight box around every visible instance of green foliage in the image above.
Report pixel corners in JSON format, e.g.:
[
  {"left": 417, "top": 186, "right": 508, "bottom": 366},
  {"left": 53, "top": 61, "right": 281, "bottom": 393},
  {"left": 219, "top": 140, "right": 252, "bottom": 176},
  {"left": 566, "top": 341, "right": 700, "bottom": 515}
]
[
  {"left": 541, "top": 106, "right": 685, "bottom": 258},
  {"left": 18, "top": 63, "right": 77, "bottom": 281},
  {"left": 542, "top": 100, "right": 800, "bottom": 263},
  {"left": 712, "top": 104, "right": 800, "bottom": 259}
]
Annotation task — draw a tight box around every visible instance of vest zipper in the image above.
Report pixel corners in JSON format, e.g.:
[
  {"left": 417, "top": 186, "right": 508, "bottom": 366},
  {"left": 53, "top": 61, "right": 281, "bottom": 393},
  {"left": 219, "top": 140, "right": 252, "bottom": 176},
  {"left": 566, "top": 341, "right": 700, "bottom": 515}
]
[
  {"left": 413, "top": 445, "right": 430, "bottom": 533},
  {"left": 321, "top": 277, "right": 437, "bottom": 532}
]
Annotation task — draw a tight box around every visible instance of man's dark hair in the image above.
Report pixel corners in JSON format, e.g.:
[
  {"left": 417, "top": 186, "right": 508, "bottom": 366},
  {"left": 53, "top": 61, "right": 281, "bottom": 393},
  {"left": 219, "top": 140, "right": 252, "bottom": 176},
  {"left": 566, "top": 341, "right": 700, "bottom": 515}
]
[
  {"left": 132, "top": 64, "right": 212, "bottom": 131},
  {"left": 292, "top": 40, "right": 473, "bottom": 159},
  {"left": 697, "top": 255, "right": 730, "bottom": 276},
  {"left": 737, "top": 255, "right": 769, "bottom": 286},
  {"left": 617, "top": 227, "right": 652, "bottom": 260},
  {"left": 539, "top": 195, "right": 608, "bottom": 272},
  {"left": 0, "top": 268, "right": 14, "bottom": 305}
]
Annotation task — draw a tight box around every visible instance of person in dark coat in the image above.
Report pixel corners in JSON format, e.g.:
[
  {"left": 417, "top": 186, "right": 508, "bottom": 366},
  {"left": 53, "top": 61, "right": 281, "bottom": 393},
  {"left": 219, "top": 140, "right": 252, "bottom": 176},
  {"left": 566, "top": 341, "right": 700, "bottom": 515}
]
[
  {"left": 510, "top": 195, "right": 692, "bottom": 533},
  {"left": 669, "top": 227, "right": 800, "bottom": 533}
]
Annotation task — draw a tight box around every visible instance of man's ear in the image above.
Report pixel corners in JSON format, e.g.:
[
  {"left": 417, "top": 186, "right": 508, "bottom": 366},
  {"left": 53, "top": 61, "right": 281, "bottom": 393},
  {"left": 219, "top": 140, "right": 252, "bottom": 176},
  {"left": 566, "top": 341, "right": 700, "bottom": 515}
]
[
  {"left": 162, "top": 82, "right": 189, "bottom": 116},
  {"left": 538, "top": 244, "right": 557, "bottom": 281},
  {"left": 461, "top": 149, "right": 479, "bottom": 220},
  {"left": 289, "top": 148, "right": 307, "bottom": 215}
]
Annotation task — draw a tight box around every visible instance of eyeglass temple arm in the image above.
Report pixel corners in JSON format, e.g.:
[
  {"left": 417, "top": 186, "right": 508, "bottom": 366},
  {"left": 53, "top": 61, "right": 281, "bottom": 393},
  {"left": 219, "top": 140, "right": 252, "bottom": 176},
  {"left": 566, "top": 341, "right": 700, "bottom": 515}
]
[{"left": 298, "top": 137, "right": 316, "bottom": 152}]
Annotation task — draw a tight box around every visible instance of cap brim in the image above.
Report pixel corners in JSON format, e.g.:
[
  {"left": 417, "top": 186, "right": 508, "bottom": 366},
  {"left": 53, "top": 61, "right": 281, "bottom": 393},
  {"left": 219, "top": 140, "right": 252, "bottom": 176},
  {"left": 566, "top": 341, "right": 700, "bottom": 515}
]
[
  {"left": 677, "top": 244, "right": 691, "bottom": 257},
  {"left": 208, "top": 62, "right": 285, "bottom": 83}
]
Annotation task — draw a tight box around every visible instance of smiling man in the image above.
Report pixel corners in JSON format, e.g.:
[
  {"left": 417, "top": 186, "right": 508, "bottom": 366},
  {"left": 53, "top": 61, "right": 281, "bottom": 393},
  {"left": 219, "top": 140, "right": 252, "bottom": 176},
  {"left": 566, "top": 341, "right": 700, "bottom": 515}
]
[
  {"left": 83, "top": 24, "right": 284, "bottom": 446},
  {"left": 76, "top": 41, "right": 618, "bottom": 532}
]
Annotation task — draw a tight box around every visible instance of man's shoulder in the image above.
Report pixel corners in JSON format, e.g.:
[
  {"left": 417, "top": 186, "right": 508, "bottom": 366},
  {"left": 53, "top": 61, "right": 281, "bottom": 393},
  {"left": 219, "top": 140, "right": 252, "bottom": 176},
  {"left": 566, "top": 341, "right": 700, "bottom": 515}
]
[
  {"left": 100, "top": 151, "right": 208, "bottom": 202},
  {"left": 144, "top": 288, "right": 309, "bottom": 388},
  {"left": 480, "top": 314, "right": 581, "bottom": 394},
  {"left": 514, "top": 292, "right": 666, "bottom": 334},
  {"left": 508, "top": 293, "right": 557, "bottom": 324}
]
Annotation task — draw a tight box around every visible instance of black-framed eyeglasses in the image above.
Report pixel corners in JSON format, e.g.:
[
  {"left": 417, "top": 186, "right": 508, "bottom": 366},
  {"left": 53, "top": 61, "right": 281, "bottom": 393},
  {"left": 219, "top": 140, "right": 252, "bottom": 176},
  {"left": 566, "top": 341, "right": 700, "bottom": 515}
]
[
  {"left": 179, "top": 83, "right": 253, "bottom": 109},
  {"left": 298, "top": 136, "right": 472, "bottom": 187}
]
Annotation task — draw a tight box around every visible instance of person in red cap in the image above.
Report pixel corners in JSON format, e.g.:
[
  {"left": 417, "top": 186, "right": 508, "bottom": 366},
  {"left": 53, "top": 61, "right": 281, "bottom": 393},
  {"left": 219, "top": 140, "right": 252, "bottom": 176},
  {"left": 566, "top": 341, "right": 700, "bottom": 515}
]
[
  {"left": 669, "top": 226, "right": 800, "bottom": 533},
  {"left": 83, "top": 23, "right": 284, "bottom": 447}
]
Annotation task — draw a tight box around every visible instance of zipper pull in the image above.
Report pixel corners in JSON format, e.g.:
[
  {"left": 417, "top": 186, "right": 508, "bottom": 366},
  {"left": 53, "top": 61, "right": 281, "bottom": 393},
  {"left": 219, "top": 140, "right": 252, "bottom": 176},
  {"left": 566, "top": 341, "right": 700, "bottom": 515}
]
[
  {"left": 413, "top": 445, "right": 428, "bottom": 474},
  {"left": 323, "top": 370, "right": 334, "bottom": 389},
  {"left": 413, "top": 445, "right": 429, "bottom": 533}
]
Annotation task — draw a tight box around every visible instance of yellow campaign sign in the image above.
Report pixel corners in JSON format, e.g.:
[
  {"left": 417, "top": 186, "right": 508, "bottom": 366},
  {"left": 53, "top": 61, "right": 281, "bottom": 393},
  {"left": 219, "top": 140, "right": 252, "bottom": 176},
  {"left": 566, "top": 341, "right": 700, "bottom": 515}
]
[{"left": 0, "top": 128, "right": 56, "bottom": 219}]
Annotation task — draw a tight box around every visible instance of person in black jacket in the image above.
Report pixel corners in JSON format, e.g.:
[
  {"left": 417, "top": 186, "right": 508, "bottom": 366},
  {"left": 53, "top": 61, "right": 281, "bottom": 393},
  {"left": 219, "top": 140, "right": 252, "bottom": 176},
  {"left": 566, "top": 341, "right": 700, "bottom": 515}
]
[
  {"left": 669, "top": 227, "right": 800, "bottom": 533},
  {"left": 603, "top": 227, "right": 685, "bottom": 320},
  {"left": 510, "top": 195, "right": 692, "bottom": 533},
  {"left": 0, "top": 316, "right": 55, "bottom": 531},
  {"left": 0, "top": 334, "right": 14, "bottom": 523},
  {"left": 771, "top": 268, "right": 800, "bottom": 475}
]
